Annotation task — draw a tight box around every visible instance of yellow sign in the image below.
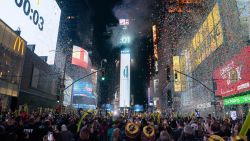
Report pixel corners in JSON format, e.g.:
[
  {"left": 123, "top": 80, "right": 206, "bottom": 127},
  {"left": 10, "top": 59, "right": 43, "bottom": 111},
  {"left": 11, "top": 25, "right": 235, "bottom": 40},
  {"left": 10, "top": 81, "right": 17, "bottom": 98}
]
[
  {"left": 152, "top": 25, "right": 158, "bottom": 60},
  {"left": 173, "top": 56, "right": 181, "bottom": 92},
  {"left": 13, "top": 37, "right": 25, "bottom": 55},
  {"left": 190, "top": 3, "right": 223, "bottom": 71}
]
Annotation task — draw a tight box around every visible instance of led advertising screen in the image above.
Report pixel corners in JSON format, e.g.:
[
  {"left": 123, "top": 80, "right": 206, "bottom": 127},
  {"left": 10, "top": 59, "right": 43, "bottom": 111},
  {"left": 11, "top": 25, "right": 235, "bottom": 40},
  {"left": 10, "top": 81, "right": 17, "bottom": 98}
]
[
  {"left": 120, "top": 50, "right": 130, "bottom": 107},
  {"left": 0, "top": 0, "right": 61, "bottom": 64},
  {"left": 224, "top": 93, "right": 250, "bottom": 106},
  {"left": 173, "top": 56, "right": 182, "bottom": 92},
  {"left": 133, "top": 105, "right": 144, "bottom": 112},
  {"left": 72, "top": 81, "right": 96, "bottom": 109},
  {"left": 213, "top": 46, "right": 250, "bottom": 97},
  {"left": 72, "top": 45, "right": 89, "bottom": 68},
  {"left": 119, "top": 19, "right": 129, "bottom": 25},
  {"left": 72, "top": 81, "right": 95, "bottom": 98}
]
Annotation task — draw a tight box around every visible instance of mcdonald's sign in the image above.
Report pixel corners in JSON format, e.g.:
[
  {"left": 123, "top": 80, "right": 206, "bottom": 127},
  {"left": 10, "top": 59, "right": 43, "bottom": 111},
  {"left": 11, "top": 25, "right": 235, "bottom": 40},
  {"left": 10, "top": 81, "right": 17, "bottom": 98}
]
[{"left": 13, "top": 37, "right": 25, "bottom": 55}]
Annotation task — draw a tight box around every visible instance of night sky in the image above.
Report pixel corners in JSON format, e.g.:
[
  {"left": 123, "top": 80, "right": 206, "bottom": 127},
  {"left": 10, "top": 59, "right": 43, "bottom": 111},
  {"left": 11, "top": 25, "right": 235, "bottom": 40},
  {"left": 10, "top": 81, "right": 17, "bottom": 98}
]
[{"left": 88, "top": 0, "right": 153, "bottom": 105}]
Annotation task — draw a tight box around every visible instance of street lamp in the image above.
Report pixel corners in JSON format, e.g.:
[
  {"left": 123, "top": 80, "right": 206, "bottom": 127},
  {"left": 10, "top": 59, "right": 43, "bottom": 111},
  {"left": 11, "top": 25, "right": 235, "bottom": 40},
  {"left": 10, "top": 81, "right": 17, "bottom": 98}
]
[{"left": 101, "top": 59, "right": 107, "bottom": 68}]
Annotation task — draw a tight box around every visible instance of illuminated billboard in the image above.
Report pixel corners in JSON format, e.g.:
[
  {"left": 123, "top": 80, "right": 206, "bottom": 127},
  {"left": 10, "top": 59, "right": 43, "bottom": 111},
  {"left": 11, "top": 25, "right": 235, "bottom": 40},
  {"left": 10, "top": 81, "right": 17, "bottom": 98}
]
[
  {"left": 72, "top": 81, "right": 94, "bottom": 98},
  {"left": 189, "top": 3, "right": 223, "bottom": 71},
  {"left": 134, "top": 105, "right": 144, "bottom": 112},
  {"left": 213, "top": 46, "right": 250, "bottom": 97},
  {"left": 120, "top": 36, "right": 130, "bottom": 44},
  {"left": 173, "top": 56, "right": 182, "bottom": 92},
  {"left": 72, "top": 81, "right": 96, "bottom": 109},
  {"left": 119, "top": 19, "right": 129, "bottom": 25},
  {"left": 72, "top": 45, "right": 89, "bottom": 68},
  {"left": 224, "top": 93, "right": 250, "bottom": 106},
  {"left": 120, "top": 50, "right": 130, "bottom": 107},
  {"left": 152, "top": 25, "right": 159, "bottom": 72},
  {"left": 0, "top": 0, "right": 61, "bottom": 64}
]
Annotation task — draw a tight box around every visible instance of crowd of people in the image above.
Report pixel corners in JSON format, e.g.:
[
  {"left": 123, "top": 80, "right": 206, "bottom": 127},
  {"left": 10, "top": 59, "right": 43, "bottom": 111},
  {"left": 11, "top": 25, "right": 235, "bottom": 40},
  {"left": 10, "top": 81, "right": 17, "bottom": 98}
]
[{"left": 0, "top": 108, "right": 249, "bottom": 141}]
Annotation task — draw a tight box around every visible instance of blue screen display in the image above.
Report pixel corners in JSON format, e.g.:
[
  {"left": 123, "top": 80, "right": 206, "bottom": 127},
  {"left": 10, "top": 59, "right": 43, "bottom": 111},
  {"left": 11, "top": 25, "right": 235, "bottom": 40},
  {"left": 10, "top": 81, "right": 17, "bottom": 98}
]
[{"left": 72, "top": 81, "right": 95, "bottom": 99}]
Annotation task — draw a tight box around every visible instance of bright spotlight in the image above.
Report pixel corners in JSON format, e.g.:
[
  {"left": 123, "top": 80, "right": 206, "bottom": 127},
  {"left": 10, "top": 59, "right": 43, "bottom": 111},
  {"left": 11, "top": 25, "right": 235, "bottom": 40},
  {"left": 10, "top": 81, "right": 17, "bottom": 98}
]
[{"left": 113, "top": 110, "right": 118, "bottom": 116}]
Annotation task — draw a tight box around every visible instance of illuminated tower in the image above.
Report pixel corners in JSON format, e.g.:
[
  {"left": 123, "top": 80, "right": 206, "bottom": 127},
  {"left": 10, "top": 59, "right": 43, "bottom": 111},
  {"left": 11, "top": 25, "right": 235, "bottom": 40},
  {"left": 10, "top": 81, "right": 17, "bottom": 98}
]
[{"left": 119, "top": 50, "right": 130, "bottom": 107}]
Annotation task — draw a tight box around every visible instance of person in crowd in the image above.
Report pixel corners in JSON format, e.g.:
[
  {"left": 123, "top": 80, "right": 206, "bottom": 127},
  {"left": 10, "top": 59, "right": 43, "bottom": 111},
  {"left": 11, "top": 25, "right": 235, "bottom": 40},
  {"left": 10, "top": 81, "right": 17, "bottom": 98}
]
[
  {"left": 178, "top": 125, "right": 196, "bottom": 141},
  {"left": 61, "top": 124, "right": 73, "bottom": 141},
  {"left": 157, "top": 130, "right": 173, "bottom": 141},
  {"left": 1, "top": 108, "right": 250, "bottom": 141},
  {"left": 78, "top": 125, "right": 89, "bottom": 141},
  {"left": 112, "top": 128, "right": 121, "bottom": 141},
  {"left": 172, "top": 119, "right": 184, "bottom": 141}
]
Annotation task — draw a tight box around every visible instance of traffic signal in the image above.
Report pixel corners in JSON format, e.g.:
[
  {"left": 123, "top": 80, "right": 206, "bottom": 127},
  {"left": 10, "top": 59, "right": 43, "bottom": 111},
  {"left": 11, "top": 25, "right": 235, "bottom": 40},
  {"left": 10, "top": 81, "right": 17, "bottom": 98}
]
[
  {"left": 101, "top": 69, "right": 105, "bottom": 81},
  {"left": 174, "top": 73, "right": 178, "bottom": 80},
  {"left": 56, "top": 95, "right": 60, "bottom": 103}
]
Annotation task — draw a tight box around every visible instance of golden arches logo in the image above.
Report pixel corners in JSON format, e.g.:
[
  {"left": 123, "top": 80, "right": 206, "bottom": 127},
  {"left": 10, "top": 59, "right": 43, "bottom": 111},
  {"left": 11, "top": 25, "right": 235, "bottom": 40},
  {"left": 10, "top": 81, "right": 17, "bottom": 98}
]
[{"left": 13, "top": 37, "right": 25, "bottom": 55}]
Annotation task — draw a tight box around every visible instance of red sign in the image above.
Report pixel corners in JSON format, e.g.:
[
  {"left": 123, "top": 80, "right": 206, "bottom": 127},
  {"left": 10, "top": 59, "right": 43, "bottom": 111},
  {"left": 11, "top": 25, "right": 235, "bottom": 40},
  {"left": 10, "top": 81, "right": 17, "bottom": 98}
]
[
  {"left": 119, "top": 19, "right": 129, "bottom": 26},
  {"left": 71, "top": 45, "right": 89, "bottom": 68},
  {"left": 213, "top": 46, "right": 250, "bottom": 97}
]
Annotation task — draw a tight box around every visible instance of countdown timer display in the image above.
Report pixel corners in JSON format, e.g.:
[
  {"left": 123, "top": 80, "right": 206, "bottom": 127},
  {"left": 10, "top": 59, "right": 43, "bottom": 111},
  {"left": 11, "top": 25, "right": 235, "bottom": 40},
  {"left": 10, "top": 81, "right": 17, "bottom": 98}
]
[{"left": 0, "top": 0, "right": 61, "bottom": 64}]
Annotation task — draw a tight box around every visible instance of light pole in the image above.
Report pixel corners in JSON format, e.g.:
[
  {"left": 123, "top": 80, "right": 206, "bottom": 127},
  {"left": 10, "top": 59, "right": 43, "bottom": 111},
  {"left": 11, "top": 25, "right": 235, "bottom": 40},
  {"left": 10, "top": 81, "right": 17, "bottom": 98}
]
[
  {"left": 96, "top": 59, "right": 107, "bottom": 107},
  {"left": 101, "top": 59, "right": 107, "bottom": 68},
  {"left": 52, "top": 49, "right": 83, "bottom": 106},
  {"left": 100, "top": 59, "right": 107, "bottom": 81}
]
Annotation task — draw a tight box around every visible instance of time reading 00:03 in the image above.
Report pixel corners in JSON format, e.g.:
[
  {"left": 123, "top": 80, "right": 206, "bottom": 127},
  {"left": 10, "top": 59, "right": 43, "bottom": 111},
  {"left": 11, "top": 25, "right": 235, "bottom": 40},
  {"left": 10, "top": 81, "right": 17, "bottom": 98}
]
[{"left": 15, "top": 0, "right": 44, "bottom": 31}]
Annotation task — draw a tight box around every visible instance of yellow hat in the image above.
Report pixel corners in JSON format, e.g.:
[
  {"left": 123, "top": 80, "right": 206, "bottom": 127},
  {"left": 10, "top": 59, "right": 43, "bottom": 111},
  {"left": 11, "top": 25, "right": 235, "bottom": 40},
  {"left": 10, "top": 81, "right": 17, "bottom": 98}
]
[
  {"left": 125, "top": 122, "right": 140, "bottom": 139},
  {"left": 142, "top": 125, "right": 155, "bottom": 140}
]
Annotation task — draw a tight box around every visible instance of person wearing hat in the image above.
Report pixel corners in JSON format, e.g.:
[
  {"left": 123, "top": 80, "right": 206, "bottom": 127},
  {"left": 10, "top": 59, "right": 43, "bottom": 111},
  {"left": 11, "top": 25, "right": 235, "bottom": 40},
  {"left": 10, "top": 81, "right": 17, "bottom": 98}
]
[
  {"left": 172, "top": 119, "right": 184, "bottom": 141},
  {"left": 125, "top": 122, "right": 140, "bottom": 140},
  {"left": 141, "top": 125, "right": 155, "bottom": 141}
]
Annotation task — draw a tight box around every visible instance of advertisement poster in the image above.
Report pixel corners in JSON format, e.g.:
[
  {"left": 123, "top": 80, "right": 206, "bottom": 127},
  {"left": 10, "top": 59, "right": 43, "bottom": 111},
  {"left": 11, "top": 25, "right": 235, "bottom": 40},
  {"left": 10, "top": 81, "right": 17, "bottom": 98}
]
[
  {"left": 213, "top": 46, "right": 250, "bottom": 97},
  {"left": 119, "top": 50, "right": 130, "bottom": 107},
  {"left": 72, "top": 81, "right": 96, "bottom": 109},
  {"left": 73, "top": 81, "right": 94, "bottom": 98},
  {"left": 72, "top": 45, "right": 89, "bottom": 68},
  {"left": 0, "top": 0, "right": 61, "bottom": 64}
]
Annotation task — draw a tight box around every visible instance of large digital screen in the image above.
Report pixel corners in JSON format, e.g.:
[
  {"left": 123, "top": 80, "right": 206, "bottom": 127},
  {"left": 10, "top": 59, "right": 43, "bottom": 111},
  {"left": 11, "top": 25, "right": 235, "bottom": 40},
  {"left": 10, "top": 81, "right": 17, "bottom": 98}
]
[
  {"left": 173, "top": 56, "right": 182, "bottom": 92},
  {"left": 189, "top": 3, "right": 223, "bottom": 71},
  {"left": 72, "top": 45, "right": 89, "bottom": 68},
  {"left": 72, "top": 81, "right": 96, "bottom": 109},
  {"left": 133, "top": 105, "right": 144, "bottom": 112},
  {"left": 120, "top": 50, "right": 130, "bottom": 107},
  {"left": 72, "top": 81, "right": 95, "bottom": 98},
  {"left": 224, "top": 93, "right": 250, "bottom": 106},
  {"left": 0, "top": 0, "right": 61, "bottom": 64},
  {"left": 213, "top": 46, "right": 250, "bottom": 97},
  {"left": 119, "top": 19, "right": 129, "bottom": 25}
]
